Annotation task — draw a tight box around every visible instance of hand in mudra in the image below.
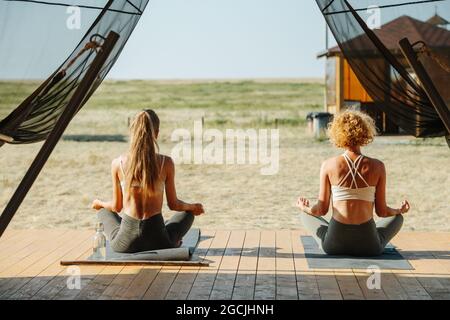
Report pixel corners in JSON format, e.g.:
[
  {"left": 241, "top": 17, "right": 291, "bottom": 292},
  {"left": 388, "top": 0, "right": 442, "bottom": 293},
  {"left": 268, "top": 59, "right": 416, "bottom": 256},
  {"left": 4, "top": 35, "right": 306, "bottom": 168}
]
[
  {"left": 296, "top": 197, "right": 310, "bottom": 212},
  {"left": 190, "top": 203, "right": 205, "bottom": 216},
  {"left": 91, "top": 199, "right": 103, "bottom": 210},
  {"left": 399, "top": 200, "right": 410, "bottom": 214}
]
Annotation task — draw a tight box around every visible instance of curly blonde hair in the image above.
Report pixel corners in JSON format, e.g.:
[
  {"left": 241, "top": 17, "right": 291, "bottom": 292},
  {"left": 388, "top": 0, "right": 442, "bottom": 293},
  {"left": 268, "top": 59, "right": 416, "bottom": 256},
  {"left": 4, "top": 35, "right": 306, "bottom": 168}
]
[{"left": 328, "top": 110, "right": 377, "bottom": 148}]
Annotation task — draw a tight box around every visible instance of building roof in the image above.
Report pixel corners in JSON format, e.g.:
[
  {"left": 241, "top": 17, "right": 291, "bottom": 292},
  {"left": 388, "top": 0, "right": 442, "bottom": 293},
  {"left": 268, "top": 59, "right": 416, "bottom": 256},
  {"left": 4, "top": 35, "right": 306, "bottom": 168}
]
[
  {"left": 319, "top": 15, "right": 450, "bottom": 58},
  {"left": 426, "top": 14, "right": 449, "bottom": 26}
]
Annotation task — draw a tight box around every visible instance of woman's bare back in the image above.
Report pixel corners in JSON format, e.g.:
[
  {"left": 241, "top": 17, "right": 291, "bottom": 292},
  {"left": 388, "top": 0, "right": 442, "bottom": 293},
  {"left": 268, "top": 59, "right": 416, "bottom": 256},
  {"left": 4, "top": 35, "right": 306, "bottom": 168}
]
[{"left": 117, "top": 154, "right": 166, "bottom": 220}]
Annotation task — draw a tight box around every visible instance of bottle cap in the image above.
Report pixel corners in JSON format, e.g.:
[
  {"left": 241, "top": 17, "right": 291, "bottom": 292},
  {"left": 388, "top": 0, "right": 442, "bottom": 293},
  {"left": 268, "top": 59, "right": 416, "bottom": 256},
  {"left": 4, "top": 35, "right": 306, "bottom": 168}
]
[{"left": 96, "top": 222, "right": 104, "bottom": 231}]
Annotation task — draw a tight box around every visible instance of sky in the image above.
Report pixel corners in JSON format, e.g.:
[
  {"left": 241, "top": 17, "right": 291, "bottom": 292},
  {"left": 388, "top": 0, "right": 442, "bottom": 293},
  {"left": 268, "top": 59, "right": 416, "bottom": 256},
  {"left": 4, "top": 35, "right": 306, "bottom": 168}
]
[
  {"left": 0, "top": 0, "right": 328, "bottom": 80},
  {"left": 108, "top": 0, "right": 328, "bottom": 79},
  {"left": 1, "top": 0, "right": 448, "bottom": 80}
]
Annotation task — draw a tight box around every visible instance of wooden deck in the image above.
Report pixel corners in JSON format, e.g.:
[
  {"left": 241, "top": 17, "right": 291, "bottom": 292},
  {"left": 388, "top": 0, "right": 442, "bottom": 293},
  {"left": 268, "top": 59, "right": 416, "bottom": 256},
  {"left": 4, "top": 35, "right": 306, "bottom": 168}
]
[{"left": 0, "top": 229, "right": 448, "bottom": 300}]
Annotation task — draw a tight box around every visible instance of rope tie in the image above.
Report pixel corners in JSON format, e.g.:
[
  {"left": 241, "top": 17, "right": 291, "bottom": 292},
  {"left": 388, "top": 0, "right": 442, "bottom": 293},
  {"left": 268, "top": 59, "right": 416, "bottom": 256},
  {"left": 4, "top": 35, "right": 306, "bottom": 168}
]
[
  {"left": 414, "top": 41, "right": 450, "bottom": 73},
  {"left": 60, "top": 36, "right": 104, "bottom": 77},
  {"left": 38, "top": 35, "right": 106, "bottom": 99}
]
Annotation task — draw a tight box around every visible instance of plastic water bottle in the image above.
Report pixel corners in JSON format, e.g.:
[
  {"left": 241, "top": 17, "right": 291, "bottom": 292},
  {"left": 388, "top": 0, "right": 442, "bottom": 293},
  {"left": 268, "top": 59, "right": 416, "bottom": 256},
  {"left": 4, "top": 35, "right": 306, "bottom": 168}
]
[{"left": 93, "top": 222, "right": 106, "bottom": 260}]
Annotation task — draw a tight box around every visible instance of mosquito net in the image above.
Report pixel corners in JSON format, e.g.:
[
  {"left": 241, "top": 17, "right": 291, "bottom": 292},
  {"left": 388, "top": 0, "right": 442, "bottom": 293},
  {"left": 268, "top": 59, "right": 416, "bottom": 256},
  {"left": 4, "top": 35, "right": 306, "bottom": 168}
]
[
  {"left": 316, "top": 0, "right": 450, "bottom": 138},
  {"left": 0, "top": 0, "right": 149, "bottom": 145}
]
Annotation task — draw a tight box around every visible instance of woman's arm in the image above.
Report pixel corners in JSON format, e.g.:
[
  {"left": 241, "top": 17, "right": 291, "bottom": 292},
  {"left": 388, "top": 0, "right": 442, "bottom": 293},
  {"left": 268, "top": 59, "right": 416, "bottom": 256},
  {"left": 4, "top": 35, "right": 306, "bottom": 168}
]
[
  {"left": 164, "top": 157, "right": 204, "bottom": 215},
  {"left": 375, "top": 162, "right": 410, "bottom": 217},
  {"left": 92, "top": 159, "right": 123, "bottom": 213},
  {"left": 297, "top": 161, "right": 331, "bottom": 217}
]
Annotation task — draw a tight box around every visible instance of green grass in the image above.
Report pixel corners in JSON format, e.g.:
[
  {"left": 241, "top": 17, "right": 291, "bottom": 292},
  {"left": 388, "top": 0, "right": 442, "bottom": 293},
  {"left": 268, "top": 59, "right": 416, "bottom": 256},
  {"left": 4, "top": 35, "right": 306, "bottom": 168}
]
[{"left": 0, "top": 80, "right": 325, "bottom": 121}]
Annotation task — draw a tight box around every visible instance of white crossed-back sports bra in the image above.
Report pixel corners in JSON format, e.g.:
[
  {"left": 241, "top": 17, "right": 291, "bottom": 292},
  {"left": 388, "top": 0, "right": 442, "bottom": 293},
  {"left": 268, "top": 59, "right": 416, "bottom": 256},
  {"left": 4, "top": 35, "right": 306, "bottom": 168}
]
[
  {"left": 119, "top": 156, "right": 165, "bottom": 192},
  {"left": 331, "top": 153, "right": 375, "bottom": 203}
]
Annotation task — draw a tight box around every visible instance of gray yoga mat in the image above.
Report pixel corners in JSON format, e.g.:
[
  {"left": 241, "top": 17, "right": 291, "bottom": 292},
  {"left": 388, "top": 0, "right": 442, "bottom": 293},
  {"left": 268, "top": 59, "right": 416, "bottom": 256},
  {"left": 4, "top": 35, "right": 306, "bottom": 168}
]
[
  {"left": 61, "top": 228, "right": 208, "bottom": 266},
  {"left": 301, "top": 236, "right": 414, "bottom": 270}
]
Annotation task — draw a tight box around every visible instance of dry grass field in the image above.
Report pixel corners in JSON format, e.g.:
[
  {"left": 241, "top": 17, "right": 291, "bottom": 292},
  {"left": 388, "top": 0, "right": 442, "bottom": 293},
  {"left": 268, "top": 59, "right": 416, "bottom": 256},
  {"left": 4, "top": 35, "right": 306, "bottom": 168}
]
[{"left": 0, "top": 80, "right": 449, "bottom": 231}]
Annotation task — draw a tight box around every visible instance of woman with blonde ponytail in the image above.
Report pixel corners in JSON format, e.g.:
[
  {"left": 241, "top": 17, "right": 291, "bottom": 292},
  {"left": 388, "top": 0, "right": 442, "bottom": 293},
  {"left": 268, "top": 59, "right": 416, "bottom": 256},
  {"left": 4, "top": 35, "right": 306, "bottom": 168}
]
[{"left": 92, "top": 109, "right": 204, "bottom": 253}]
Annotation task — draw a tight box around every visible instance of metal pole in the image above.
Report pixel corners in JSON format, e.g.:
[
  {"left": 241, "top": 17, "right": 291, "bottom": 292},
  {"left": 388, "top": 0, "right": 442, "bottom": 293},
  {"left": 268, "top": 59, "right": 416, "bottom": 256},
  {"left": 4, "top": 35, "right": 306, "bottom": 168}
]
[
  {"left": 0, "top": 31, "right": 120, "bottom": 238},
  {"left": 398, "top": 38, "right": 450, "bottom": 135}
]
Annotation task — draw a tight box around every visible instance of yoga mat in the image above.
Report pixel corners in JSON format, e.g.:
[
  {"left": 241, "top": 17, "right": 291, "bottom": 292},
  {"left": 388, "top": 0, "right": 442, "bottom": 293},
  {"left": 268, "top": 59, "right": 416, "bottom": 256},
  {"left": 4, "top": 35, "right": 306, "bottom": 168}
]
[
  {"left": 61, "top": 228, "right": 209, "bottom": 266},
  {"left": 301, "top": 236, "right": 414, "bottom": 270}
]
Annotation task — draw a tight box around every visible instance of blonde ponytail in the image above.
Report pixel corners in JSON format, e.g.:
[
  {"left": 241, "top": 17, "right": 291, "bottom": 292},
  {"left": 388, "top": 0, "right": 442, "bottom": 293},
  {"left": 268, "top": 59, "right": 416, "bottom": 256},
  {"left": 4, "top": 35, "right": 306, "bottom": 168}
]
[{"left": 126, "top": 109, "right": 160, "bottom": 196}]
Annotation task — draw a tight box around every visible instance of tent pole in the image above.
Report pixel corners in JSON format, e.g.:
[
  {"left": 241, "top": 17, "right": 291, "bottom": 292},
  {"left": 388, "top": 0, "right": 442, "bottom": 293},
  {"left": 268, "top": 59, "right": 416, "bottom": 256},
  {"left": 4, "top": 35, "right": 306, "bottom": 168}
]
[
  {"left": 398, "top": 38, "right": 450, "bottom": 135},
  {"left": 0, "top": 31, "right": 120, "bottom": 238}
]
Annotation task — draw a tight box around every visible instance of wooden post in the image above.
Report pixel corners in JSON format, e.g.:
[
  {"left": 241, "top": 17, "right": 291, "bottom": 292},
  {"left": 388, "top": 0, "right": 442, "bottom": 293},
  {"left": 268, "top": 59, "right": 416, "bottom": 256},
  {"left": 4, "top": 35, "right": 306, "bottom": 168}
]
[
  {"left": 0, "top": 31, "right": 120, "bottom": 238},
  {"left": 398, "top": 38, "right": 450, "bottom": 135}
]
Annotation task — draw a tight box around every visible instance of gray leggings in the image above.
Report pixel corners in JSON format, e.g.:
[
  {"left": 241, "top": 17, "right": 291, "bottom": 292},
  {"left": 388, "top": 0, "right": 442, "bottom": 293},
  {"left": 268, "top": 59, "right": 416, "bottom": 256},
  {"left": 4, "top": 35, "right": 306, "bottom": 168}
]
[
  {"left": 301, "top": 214, "right": 403, "bottom": 256},
  {"left": 98, "top": 209, "right": 194, "bottom": 253}
]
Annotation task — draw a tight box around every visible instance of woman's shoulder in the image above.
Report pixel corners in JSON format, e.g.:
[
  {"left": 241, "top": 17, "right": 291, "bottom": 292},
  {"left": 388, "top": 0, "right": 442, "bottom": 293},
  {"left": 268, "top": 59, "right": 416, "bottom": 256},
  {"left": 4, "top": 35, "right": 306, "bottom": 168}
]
[
  {"left": 158, "top": 154, "right": 175, "bottom": 170},
  {"left": 111, "top": 154, "right": 130, "bottom": 170},
  {"left": 323, "top": 154, "right": 384, "bottom": 168},
  {"left": 111, "top": 154, "right": 126, "bottom": 165},
  {"left": 158, "top": 154, "right": 173, "bottom": 163},
  {"left": 322, "top": 155, "right": 342, "bottom": 166},
  {"left": 363, "top": 155, "right": 384, "bottom": 168}
]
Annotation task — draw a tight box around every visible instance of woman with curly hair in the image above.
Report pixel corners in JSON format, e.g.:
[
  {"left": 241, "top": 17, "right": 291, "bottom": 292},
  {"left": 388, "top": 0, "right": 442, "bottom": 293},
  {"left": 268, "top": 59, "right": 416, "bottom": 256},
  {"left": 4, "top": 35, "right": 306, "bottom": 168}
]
[{"left": 297, "top": 110, "right": 409, "bottom": 256}]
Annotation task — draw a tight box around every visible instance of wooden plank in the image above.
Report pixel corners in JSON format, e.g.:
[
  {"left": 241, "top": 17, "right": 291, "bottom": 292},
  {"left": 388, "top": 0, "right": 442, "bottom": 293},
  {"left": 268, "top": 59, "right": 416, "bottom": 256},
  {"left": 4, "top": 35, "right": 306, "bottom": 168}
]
[
  {"left": 393, "top": 232, "right": 447, "bottom": 275},
  {"left": 164, "top": 268, "right": 200, "bottom": 300},
  {"left": 2, "top": 230, "right": 92, "bottom": 299},
  {"left": 145, "top": 230, "right": 221, "bottom": 300},
  {"left": 232, "top": 230, "right": 260, "bottom": 300},
  {"left": 141, "top": 267, "right": 180, "bottom": 300},
  {"left": 31, "top": 248, "right": 100, "bottom": 300},
  {"left": 315, "top": 270, "right": 343, "bottom": 300},
  {"left": 120, "top": 267, "right": 161, "bottom": 300},
  {"left": 210, "top": 230, "right": 245, "bottom": 300},
  {"left": 10, "top": 234, "right": 93, "bottom": 300},
  {"left": 0, "top": 229, "right": 27, "bottom": 249},
  {"left": 0, "top": 229, "right": 50, "bottom": 268},
  {"left": 143, "top": 231, "right": 218, "bottom": 300},
  {"left": 0, "top": 229, "right": 69, "bottom": 294},
  {"left": 275, "top": 230, "right": 297, "bottom": 300},
  {"left": 72, "top": 265, "right": 124, "bottom": 300},
  {"left": 392, "top": 270, "right": 432, "bottom": 300},
  {"left": 142, "top": 231, "right": 219, "bottom": 300},
  {"left": 165, "top": 230, "right": 216, "bottom": 300},
  {"left": 425, "top": 233, "right": 450, "bottom": 274},
  {"left": 187, "top": 230, "right": 230, "bottom": 300},
  {"left": 334, "top": 270, "right": 365, "bottom": 300},
  {"left": 291, "top": 230, "right": 320, "bottom": 300},
  {"left": 416, "top": 274, "right": 450, "bottom": 300},
  {"left": 254, "top": 230, "right": 276, "bottom": 300},
  {"left": 98, "top": 266, "right": 141, "bottom": 300},
  {"left": 391, "top": 231, "right": 449, "bottom": 300},
  {"left": 0, "top": 228, "right": 20, "bottom": 241},
  {"left": 389, "top": 232, "right": 434, "bottom": 300},
  {"left": 379, "top": 271, "right": 409, "bottom": 300}
]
